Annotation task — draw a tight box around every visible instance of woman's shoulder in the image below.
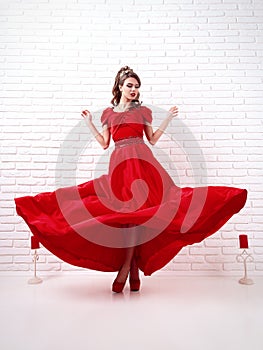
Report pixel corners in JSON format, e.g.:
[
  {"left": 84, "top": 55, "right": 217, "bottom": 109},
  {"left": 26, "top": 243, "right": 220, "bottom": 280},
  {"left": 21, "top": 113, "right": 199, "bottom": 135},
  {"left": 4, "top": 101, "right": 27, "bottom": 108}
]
[
  {"left": 101, "top": 106, "right": 114, "bottom": 125},
  {"left": 139, "top": 105, "right": 152, "bottom": 112},
  {"left": 102, "top": 106, "right": 114, "bottom": 114},
  {"left": 138, "top": 105, "right": 152, "bottom": 123}
]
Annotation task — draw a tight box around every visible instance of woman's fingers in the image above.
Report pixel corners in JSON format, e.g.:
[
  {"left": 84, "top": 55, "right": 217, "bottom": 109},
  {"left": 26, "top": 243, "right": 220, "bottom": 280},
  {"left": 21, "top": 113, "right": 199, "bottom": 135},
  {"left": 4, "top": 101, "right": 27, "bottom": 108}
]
[
  {"left": 169, "top": 106, "right": 179, "bottom": 117},
  {"left": 81, "top": 110, "right": 91, "bottom": 119}
]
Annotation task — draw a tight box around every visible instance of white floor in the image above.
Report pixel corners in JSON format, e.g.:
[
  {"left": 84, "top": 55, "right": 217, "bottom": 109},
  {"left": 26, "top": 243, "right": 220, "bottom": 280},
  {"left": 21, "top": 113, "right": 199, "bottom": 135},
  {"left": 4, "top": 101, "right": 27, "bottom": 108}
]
[{"left": 0, "top": 273, "right": 262, "bottom": 350}]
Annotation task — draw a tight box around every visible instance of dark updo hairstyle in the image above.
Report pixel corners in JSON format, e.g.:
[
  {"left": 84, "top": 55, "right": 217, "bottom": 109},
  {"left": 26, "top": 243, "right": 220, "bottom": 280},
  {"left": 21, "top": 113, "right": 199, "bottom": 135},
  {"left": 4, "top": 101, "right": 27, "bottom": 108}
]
[{"left": 111, "top": 66, "right": 141, "bottom": 106}]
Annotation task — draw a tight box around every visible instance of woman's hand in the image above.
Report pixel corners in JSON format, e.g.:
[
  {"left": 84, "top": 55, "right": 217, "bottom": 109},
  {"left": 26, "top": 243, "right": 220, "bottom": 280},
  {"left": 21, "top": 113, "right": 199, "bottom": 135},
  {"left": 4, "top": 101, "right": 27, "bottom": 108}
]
[
  {"left": 81, "top": 109, "right": 92, "bottom": 122},
  {"left": 168, "top": 106, "right": 179, "bottom": 118}
]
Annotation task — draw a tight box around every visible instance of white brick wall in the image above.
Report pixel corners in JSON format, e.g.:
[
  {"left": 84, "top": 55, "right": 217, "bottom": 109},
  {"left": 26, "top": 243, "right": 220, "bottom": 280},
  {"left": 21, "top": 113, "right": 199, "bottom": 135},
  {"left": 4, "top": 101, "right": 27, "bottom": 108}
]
[{"left": 1, "top": 0, "right": 262, "bottom": 276}]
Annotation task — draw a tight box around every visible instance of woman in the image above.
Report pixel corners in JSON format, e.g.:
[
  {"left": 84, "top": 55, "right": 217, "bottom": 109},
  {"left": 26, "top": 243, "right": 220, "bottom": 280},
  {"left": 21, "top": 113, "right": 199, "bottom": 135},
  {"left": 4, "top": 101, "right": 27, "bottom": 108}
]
[{"left": 15, "top": 66, "right": 247, "bottom": 293}]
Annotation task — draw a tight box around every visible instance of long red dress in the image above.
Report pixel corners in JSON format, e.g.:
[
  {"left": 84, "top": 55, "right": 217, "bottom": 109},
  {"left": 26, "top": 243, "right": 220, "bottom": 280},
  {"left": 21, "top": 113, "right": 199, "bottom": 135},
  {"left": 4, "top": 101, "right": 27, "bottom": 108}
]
[{"left": 15, "top": 106, "right": 247, "bottom": 276}]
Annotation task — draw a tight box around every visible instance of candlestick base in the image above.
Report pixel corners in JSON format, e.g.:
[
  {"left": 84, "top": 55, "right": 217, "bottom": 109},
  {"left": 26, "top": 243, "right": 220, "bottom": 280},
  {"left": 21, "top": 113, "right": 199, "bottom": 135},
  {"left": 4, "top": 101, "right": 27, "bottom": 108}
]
[
  {"left": 236, "top": 249, "right": 254, "bottom": 286},
  {"left": 238, "top": 277, "right": 253, "bottom": 285},
  {"left": 28, "top": 276, "right": 43, "bottom": 285},
  {"left": 28, "top": 249, "right": 43, "bottom": 285}
]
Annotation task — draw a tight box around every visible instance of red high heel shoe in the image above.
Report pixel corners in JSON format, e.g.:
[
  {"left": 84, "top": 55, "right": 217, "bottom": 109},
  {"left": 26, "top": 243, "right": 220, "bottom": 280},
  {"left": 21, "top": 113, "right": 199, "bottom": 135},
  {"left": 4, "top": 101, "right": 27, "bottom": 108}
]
[
  {"left": 112, "top": 280, "right": 126, "bottom": 293},
  {"left": 129, "top": 278, "right": 140, "bottom": 292},
  {"left": 112, "top": 268, "right": 129, "bottom": 293},
  {"left": 129, "top": 256, "right": 140, "bottom": 291}
]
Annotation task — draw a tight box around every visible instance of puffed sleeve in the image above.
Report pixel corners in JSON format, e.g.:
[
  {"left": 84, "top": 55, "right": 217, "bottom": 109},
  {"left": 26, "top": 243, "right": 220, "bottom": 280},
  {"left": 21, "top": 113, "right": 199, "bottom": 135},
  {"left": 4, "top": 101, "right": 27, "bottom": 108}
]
[
  {"left": 100, "top": 108, "right": 111, "bottom": 127},
  {"left": 142, "top": 106, "right": 153, "bottom": 125}
]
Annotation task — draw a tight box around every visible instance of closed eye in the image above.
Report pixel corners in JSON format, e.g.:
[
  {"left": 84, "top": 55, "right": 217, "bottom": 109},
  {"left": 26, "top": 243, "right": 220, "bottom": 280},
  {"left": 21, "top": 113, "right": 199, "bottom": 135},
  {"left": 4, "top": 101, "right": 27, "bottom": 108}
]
[{"left": 127, "top": 84, "right": 139, "bottom": 88}]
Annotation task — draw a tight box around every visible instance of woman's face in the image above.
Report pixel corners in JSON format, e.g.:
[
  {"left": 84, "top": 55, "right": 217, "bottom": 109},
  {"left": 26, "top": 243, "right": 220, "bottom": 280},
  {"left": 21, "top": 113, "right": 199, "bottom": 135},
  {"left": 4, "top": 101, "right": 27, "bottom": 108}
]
[{"left": 119, "top": 77, "right": 140, "bottom": 102}]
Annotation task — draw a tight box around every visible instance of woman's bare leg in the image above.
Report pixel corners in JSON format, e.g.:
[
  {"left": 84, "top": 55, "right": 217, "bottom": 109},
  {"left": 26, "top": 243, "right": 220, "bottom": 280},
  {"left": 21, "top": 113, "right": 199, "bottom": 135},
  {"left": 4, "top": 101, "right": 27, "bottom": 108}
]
[
  {"left": 129, "top": 254, "right": 139, "bottom": 281},
  {"left": 114, "top": 225, "right": 137, "bottom": 283},
  {"left": 114, "top": 246, "right": 135, "bottom": 283}
]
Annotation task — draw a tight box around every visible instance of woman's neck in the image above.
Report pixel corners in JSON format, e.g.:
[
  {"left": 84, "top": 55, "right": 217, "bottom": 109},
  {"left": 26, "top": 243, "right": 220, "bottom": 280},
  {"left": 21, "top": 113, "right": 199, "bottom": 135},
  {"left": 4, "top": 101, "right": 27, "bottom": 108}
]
[{"left": 115, "top": 100, "right": 131, "bottom": 112}]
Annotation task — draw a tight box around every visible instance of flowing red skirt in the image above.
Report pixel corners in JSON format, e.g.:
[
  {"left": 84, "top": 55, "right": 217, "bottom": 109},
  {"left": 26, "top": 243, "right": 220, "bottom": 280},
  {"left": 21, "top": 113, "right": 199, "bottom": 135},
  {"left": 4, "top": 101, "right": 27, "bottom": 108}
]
[{"left": 15, "top": 141, "right": 247, "bottom": 276}]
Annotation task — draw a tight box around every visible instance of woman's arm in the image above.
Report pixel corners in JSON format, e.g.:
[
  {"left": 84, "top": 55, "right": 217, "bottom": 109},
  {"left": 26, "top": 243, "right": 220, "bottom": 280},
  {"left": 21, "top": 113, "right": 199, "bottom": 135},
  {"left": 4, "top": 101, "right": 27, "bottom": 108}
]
[
  {"left": 144, "top": 106, "right": 178, "bottom": 145},
  {"left": 81, "top": 109, "right": 110, "bottom": 150}
]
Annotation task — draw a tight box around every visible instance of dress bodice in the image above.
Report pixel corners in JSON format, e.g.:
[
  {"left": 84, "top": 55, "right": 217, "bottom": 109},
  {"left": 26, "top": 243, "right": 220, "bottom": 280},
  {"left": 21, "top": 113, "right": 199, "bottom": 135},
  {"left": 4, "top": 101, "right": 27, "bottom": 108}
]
[{"left": 101, "top": 106, "right": 153, "bottom": 142}]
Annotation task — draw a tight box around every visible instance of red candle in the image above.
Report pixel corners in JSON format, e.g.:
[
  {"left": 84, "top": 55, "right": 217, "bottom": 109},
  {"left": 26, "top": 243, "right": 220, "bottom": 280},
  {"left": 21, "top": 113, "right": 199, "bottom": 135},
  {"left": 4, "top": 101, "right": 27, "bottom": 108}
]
[
  {"left": 239, "top": 234, "right": 248, "bottom": 249},
  {"left": 31, "top": 236, "right": 40, "bottom": 249}
]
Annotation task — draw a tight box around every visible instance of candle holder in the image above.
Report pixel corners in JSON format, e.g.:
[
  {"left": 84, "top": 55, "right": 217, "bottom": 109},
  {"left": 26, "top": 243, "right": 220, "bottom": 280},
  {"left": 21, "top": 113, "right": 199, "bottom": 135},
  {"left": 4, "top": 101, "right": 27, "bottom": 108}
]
[
  {"left": 28, "top": 249, "right": 42, "bottom": 285},
  {"left": 236, "top": 249, "right": 254, "bottom": 285}
]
